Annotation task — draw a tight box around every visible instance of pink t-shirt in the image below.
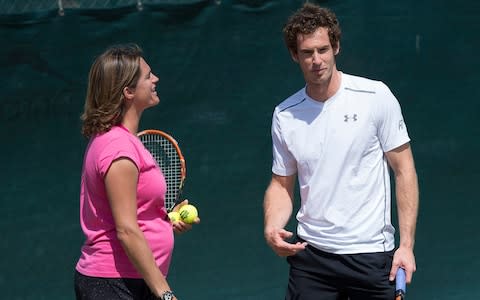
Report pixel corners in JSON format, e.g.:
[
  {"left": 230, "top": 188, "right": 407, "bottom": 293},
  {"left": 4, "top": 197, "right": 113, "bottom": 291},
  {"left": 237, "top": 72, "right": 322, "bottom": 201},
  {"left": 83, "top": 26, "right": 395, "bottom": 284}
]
[{"left": 76, "top": 125, "right": 174, "bottom": 278}]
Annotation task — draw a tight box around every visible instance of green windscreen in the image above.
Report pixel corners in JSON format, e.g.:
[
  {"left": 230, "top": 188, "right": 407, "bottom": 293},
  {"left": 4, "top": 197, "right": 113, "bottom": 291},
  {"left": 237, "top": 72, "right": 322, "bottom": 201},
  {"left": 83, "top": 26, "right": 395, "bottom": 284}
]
[{"left": 1, "top": 1, "right": 479, "bottom": 299}]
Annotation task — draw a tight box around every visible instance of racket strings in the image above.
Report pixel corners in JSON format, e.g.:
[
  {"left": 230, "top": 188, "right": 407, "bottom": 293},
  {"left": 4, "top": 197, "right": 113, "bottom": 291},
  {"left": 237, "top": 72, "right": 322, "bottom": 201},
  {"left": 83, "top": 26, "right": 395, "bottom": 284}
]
[{"left": 140, "top": 134, "right": 183, "bottom": 210}]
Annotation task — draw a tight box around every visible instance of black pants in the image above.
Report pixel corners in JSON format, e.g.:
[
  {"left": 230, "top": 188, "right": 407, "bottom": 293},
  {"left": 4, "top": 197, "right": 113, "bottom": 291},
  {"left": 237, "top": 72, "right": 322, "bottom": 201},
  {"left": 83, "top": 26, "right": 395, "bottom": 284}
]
[
  {"left": 74, "top": 271, "right": 157, "bottom": 300},
  {"left": 286, "top": 245, "right": 395, "bottom": 300}
]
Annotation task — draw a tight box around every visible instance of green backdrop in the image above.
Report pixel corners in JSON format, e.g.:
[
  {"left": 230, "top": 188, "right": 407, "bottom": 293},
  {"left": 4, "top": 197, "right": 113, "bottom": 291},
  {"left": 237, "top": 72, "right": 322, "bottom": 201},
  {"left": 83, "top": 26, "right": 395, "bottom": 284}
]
[{"left": 1, "top": 0, "right": 479, "bottom": 299}]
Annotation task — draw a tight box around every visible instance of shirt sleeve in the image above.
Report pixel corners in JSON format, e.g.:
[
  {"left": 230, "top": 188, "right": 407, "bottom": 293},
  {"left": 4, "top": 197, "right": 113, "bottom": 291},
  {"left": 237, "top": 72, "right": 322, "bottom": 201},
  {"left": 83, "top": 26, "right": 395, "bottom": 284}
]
[
  {"left": 97, "top": 137, "right": 141, "bottom": 178},
  {"left": 374, "top": 82, "right": 411, "bottom": 152},
  {"left": 271, "top": 108, "right": 297, "bottom": 176}
]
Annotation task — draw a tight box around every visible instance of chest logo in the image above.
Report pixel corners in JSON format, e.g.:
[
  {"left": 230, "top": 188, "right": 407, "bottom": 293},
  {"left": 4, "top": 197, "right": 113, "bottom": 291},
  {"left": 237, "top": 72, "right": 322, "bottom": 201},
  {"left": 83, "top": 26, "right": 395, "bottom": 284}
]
[{"left": 344, "top": 114, "right": 358, "bottom": 122}]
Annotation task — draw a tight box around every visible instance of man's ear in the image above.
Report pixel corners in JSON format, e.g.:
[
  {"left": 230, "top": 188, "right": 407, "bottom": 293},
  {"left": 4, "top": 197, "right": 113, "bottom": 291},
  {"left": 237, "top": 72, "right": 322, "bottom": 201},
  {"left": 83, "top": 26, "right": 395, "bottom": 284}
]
[
  {"left": 290, "top": 49, "right": 299, "bottom": 63},
  {"left": 334, "top": 42, "right": 340, "bottom": 55},
  {"left": 123, "top": 86, "right": 134, "bottom": 101}
]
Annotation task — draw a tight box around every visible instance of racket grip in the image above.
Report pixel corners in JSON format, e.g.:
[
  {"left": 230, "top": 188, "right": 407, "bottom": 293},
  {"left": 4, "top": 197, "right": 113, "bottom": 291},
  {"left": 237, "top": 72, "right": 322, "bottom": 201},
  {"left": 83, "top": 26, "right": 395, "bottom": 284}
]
[{"left": 395, "top": 268, "right": 406, "bottom": 299}]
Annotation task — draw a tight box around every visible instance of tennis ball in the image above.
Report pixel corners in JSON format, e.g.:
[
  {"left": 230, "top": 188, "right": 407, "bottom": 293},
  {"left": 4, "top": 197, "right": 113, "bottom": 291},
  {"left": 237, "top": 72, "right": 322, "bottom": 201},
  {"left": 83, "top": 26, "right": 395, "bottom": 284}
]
[
  {"left": 168, "top": 211, "right": 181, "bottom": 222},
  {"left": 178, "top": 204, "right": 198, "bottom": 224}
]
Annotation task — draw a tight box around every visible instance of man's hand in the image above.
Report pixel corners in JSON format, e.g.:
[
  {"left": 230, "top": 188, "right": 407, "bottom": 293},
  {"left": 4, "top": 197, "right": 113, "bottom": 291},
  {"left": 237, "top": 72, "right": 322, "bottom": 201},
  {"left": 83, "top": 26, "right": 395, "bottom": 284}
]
[
  {"left": 389, "top": 246, "right": 416, "bottom": 283},
  {"left": 265, "top": 227, "right": 307, "bottom": 257}
]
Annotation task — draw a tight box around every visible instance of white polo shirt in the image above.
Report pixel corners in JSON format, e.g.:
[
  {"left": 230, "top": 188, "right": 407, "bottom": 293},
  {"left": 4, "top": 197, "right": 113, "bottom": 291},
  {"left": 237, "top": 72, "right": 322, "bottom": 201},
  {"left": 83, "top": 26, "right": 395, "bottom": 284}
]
[{"left": 271, "top": 72, "right": 410, "bottom": 254}]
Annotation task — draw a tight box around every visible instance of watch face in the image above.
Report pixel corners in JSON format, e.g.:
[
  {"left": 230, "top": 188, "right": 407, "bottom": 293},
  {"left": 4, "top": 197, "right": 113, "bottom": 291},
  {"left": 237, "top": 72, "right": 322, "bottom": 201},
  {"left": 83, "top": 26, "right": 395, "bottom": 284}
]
[{"left": 162, "top": 291, "right": 174, "bottom": 300}]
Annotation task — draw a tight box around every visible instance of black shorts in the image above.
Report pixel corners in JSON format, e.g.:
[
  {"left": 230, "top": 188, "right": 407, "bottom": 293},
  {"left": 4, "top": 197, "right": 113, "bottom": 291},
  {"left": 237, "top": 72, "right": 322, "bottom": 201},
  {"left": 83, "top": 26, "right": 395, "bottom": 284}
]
[
  {"left": 74, "top": 270, "right": 157, "bottom": 300},
  {"left": 285, "top": 244, "right": 395, "bottom": 300}
]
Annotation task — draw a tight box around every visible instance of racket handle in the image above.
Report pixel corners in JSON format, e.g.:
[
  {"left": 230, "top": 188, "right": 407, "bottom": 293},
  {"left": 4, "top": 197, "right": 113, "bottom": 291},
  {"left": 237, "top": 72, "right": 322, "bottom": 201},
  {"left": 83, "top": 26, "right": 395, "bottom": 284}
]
[{"left": 395, "top": 268, "right": 406, "bottom": 299}]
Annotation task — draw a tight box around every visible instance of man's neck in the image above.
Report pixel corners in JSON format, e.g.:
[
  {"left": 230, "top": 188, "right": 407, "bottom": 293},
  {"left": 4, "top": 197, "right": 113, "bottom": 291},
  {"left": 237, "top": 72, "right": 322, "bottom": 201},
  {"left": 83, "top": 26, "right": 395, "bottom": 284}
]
[{"left": 306, "top": 70, "right": 342, "bottom": 102}]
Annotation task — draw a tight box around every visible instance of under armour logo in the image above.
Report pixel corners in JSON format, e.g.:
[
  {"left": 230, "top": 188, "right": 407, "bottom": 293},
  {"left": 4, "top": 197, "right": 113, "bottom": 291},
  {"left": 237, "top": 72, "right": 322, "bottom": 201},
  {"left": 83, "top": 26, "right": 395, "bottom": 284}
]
[
  {"left": 344, "top": 114, "right": 358, "bottom": 122},
  {"left": 399, "top": 120, "right": 405, "bottom": 130}
]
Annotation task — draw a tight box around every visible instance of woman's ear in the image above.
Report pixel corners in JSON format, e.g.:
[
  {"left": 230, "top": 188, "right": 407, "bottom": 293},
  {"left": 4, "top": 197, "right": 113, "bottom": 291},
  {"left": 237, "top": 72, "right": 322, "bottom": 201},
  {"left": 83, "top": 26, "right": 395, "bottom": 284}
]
[{"left": 123, "top": 86, "right": 134, "bottom": 101}]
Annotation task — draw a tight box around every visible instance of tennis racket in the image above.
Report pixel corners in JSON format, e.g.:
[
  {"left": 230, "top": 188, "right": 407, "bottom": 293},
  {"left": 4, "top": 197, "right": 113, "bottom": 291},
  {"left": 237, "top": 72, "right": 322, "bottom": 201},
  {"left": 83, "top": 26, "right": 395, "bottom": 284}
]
[
  {"left": 395, "top": 268, "right": 406, "bottom": 299},
  {"left": 137, "top": 129, "right": 186, "bottom": 212}
]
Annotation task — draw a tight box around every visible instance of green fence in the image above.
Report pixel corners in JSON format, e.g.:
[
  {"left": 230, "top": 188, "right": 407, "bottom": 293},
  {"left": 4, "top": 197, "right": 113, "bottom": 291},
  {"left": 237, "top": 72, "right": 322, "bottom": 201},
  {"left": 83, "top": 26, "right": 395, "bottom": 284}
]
[{"left": 1, "top": 0, "right": 479, "bottom": 299}]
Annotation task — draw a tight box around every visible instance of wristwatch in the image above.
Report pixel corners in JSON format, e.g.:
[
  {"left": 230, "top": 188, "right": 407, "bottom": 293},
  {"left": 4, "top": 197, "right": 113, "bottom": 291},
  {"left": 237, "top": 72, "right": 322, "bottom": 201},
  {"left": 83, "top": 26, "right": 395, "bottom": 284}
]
[{"left": 159, "top": 290, "right": 175, "bottom": 300}]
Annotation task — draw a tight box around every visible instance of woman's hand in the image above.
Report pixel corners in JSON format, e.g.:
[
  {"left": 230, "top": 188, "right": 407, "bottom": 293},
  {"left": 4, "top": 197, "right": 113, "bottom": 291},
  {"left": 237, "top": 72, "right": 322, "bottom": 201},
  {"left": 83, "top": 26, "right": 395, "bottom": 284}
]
[{"left": 171, "top": 199, "right": 200, "bottom": 234}]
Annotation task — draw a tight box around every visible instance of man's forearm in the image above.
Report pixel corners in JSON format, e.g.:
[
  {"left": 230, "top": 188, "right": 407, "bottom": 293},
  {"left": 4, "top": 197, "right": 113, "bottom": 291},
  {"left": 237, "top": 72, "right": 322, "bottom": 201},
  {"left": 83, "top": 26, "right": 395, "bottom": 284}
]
[
  {"left": 264, "top": 188, "right": 293, "bottom": 231},
  {"left": 396, "top": 169, "right": 419, "bottom": 249}
]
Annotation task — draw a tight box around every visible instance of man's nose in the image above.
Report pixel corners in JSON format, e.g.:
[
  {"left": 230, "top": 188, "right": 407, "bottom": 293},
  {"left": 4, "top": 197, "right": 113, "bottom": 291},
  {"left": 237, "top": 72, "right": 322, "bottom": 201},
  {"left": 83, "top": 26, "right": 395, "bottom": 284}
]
[{"left": 312, "top": 51, "right": 321, "bottom": 64}]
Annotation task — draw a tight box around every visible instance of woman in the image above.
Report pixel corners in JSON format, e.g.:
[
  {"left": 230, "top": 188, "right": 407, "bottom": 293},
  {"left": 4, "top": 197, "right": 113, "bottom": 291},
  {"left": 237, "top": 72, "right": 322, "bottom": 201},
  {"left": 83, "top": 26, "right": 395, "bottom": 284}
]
[{"left": 74, "top": 44, "right": 197, "bottom": 300}]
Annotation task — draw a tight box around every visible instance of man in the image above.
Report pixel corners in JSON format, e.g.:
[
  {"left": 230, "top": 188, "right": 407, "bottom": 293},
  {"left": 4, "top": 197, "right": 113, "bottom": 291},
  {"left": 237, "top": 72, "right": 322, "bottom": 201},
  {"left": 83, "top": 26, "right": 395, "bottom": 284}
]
[{"left": 263, "top": 3, "right": 418, "bottom": 299}]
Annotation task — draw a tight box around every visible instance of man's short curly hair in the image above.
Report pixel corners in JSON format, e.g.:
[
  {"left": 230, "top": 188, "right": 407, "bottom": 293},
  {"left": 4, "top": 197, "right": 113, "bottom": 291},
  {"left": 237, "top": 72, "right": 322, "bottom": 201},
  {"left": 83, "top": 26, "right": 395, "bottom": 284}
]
[{"left": 283, "top": 3, "right": 341, "bottom": 53}]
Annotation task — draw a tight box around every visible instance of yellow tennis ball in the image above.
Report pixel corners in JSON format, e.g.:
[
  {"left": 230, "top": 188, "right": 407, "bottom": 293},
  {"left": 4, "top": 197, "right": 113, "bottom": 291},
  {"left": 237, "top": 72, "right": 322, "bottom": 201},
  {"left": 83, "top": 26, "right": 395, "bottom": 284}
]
[
  {"left": 179, "top": 204, "right": 198, "bottom": 224},
  {"left": 168, "top": 211, "right": 181, "bottom": 222}
]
